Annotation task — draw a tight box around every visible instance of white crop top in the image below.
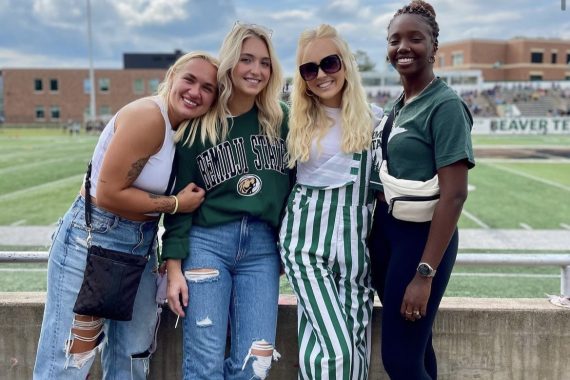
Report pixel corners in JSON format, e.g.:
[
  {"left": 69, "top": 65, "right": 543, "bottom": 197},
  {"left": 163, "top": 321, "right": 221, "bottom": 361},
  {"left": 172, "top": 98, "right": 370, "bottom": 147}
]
[{"left": 88, "top": 96, "right": 176, "bottom": 199}]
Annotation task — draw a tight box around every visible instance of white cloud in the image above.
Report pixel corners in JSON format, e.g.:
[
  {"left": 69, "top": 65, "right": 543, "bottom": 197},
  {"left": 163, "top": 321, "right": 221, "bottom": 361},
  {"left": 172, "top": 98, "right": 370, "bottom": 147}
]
[
  {"left": 112, "top": 0, "right": 189, "bottom": 27},
  {"left": 0, "top": 0, "right": 569, "bottom": 76},
  {"left": 269, "top": 10, "right": 314, "bottom": 21},
  {"left": 326, "top": 0, "right": 360, "bottom": 14},
  {"left": 32, "top": 0, "right": 84, "bottom": 29},
  {"left": 0, "top": 48, "right": 88, "bottom": 68}
]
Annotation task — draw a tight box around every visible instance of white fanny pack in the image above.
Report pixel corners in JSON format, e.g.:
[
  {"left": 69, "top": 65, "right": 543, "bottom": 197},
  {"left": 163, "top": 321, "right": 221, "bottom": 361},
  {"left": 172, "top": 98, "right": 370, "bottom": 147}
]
[{"left": 379, "top": 160, "right": 439, "bottom": 222}]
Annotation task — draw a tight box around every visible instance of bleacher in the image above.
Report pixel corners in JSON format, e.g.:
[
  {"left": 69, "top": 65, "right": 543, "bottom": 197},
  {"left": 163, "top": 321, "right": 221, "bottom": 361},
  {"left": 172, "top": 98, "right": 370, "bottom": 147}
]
[{"left": 366, "top": 83, "right": 570, "bottom": 118}]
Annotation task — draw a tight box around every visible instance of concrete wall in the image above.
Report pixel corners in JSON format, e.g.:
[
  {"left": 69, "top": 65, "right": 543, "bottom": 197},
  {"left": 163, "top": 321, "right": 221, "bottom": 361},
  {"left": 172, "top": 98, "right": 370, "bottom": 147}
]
[{"left": 1, "top": 293, "right": 569, "bottom": 379}]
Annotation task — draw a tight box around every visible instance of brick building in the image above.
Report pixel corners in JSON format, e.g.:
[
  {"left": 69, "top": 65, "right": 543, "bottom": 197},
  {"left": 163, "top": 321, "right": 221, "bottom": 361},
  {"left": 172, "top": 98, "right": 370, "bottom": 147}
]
[
  {"left": 0, "top": 51, "right": 191, "bottom": 124},
  {"left": 1, "top": 68, "right": 166, "bottom": 124},
  {"left": 435, "top": 38, "right": 570, "bottom": 82}
]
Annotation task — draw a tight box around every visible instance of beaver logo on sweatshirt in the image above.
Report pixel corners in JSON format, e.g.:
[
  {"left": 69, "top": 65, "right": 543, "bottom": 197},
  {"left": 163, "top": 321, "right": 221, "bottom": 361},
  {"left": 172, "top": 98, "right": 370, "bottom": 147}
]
[{"left": 237, "top": 175, "right": 262, "bottom": 196}]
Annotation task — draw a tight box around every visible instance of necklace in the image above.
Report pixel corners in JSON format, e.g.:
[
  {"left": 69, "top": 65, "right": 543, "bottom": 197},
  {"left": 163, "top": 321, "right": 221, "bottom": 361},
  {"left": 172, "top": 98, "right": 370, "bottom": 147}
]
[{"left": 404, "top": 76, "right": 437, "bottom": 104}]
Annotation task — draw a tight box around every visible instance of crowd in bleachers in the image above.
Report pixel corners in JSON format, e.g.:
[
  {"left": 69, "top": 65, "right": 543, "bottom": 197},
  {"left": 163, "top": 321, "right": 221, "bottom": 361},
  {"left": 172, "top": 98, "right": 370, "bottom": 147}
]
[{"left": 366, "top": 83, "right": 570, "bottom": 118}]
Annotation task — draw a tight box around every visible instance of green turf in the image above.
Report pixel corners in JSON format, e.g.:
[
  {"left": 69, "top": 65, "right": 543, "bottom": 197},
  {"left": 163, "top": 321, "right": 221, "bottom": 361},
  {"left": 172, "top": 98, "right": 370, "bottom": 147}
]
[
  {"left": 461, "top": 162, "right": 570, "bottom": 229},
  {"left": 1, "top": 127, "right": 570, "bottom": 296},
  {"left": 498, "top": 162, "right": 570, "bottom": 187},
  {"left": 445, "top": 275, "right": 559, "bottom": 298},
  {"left": 472, "top": 134, "right": 570, "bottom": 146},
  {"left": 278, "top": 270, "right": 561, "bottom": 298},
  {"left": 0, "top": 270, "right": 47, "bottom": 292}
]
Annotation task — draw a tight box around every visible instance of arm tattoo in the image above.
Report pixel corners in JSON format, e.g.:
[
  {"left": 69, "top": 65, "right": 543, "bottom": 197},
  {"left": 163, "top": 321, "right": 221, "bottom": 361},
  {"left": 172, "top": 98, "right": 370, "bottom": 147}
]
[
  {"left": 127, "top": 157, "right": 149, "bottom": 182},
  {"left": 148, "top": 193, "right": 175, "bottom": 213}
]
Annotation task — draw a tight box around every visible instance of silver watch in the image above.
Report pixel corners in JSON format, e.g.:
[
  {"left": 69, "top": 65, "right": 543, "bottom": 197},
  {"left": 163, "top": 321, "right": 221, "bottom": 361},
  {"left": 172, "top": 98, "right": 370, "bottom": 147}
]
[{"left": 417, "top": 262, "right": 436, "bottom": 277}]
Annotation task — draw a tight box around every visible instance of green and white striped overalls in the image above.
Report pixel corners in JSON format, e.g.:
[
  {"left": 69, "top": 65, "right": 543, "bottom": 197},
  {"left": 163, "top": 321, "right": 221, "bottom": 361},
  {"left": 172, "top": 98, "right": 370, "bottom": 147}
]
[{"left": 279, "top": 150, "right": 375, "bottom": 380}]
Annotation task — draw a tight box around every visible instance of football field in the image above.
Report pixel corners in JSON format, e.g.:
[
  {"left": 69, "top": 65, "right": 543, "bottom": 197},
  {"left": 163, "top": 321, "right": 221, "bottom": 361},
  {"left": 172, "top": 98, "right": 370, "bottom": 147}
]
[{"left": 1, "top": 127, "right": 569, "bottom": 297}]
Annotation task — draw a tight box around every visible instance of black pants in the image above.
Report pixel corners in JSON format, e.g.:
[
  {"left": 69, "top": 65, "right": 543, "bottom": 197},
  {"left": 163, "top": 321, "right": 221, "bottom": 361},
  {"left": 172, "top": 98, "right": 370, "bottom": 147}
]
[{"left": 368, "top": 201, "right": 457, "bottom": 380}]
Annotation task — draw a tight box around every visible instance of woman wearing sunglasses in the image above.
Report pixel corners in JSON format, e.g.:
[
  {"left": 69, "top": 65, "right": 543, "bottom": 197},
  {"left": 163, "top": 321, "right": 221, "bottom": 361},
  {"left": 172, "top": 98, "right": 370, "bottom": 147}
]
[
  {"left": 162, "top": 22, "right": 292, "bottom": 380},
  {"left": 279, "top": 24, "right": 382, "bottom": 380}
]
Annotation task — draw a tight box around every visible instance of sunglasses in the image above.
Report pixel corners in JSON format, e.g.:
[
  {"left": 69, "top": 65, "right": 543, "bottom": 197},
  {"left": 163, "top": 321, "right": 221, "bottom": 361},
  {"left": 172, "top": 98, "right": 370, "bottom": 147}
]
[
  {"left": 299, "top": 54, "right": 342, "bottom": 81},
  {"left": 233, "top": 20, "right": 273, "bottom": 38}
]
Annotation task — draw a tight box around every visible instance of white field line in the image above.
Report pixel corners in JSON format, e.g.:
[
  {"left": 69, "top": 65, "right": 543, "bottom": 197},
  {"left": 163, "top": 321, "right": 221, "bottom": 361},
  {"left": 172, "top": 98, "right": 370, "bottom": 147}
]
[
  {"left": 560, "top": 223, "right": 570, "bottom": 230},
  {"left": 519, "top": 223, "right": 533, "bottom": 230},
  {"left": 10, "top": 220, "right": 27, "bottom": 226},
  {"left": 461, "top": 209, "right": 490, "bottom": 229},
  {"left": 479, "top": 158, "right": 570, "bottom": 164},
  {"left": 452, "top": 272, "right": 559, "bottom": 278},
  {"left": 486, "top": 163, "right": 570, "bottom": 192},
  {"left": 0, "top": 157, "right": 82, "bottom": 175},
  {"left": 0, "top": 143, "right": 90, "bottom": 161},
  {"left": 475, "top": 144, "right": 570, "bottom": 149},
  {"left": 0, "top": 174, "right": 83, "bottom": 201}
]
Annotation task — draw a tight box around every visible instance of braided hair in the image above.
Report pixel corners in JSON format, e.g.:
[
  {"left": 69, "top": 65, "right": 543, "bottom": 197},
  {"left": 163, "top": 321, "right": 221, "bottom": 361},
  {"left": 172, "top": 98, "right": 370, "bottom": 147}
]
[{"left": 388, "top": 0, "right": 439, "bottom": 51}]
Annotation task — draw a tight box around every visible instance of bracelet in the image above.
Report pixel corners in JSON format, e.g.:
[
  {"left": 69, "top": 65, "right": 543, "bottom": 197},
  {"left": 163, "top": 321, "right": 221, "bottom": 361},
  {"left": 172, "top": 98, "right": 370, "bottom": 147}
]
[{"left": 169, "top": 195, "right": 179, "bottom": 215}]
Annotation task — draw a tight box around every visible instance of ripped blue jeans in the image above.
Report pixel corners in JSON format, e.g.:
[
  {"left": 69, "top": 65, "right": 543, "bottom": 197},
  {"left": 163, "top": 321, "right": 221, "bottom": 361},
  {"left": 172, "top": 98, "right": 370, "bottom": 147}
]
[
  {"left": 33, "top": 196, "right": 160, "bottom": 379},
  {"left": 181, "top": 217, "right": 281, "bottom": 380}
]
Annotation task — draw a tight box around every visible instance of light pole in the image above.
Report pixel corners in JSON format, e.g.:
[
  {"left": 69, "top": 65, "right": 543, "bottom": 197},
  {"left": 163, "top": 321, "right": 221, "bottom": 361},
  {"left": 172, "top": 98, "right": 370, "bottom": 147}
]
[{"left": 87, "top": 0, "right": 96, "bottom": 122}]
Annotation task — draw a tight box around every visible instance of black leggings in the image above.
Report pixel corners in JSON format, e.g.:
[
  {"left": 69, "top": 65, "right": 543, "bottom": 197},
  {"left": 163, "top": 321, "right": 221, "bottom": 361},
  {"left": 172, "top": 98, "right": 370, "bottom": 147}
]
[{"left": 368, "top": 201, "right": 457, "bottom": 380}]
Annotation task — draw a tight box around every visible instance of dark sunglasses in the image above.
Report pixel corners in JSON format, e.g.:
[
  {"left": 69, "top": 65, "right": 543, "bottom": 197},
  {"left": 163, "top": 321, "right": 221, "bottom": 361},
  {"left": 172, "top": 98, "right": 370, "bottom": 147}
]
[{"left": 299, "top": 54, "right": 342, "bottom": 81}]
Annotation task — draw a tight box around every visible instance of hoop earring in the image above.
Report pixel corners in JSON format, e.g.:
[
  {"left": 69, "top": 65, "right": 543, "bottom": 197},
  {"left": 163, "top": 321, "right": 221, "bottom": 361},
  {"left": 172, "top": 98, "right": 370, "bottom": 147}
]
[
  {"left": 428, "top": 56, "right": 435, "bottom": 63},
  {"left": 305, "top": 88, "right": 315, "bottom": 97}
]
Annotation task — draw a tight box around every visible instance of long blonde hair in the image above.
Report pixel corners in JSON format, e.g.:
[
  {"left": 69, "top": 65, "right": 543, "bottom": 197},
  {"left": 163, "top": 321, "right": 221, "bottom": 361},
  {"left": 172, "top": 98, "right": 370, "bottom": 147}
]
[
  {"left": 155, "top": 51, "right": 222, "bottom": 145},
  {"left": 212, "top": 23, "right": 284, "bottom": 143},
  {"left": 287, "top": 24, "right": 372, "bottom": 167}
]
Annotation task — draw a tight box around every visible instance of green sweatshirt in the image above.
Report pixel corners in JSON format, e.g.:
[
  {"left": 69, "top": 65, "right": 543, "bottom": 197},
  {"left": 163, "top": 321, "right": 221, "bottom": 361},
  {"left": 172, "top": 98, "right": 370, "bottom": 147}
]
[{"left": 161, "top": 103, "right": 293, "bottom": 260}]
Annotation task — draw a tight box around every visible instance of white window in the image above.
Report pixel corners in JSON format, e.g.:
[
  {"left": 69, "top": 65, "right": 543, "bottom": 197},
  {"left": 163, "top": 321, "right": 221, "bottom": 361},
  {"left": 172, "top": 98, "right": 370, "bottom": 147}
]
[
  {"left": 98, "top": 78, "right": 110, "bottom": 92},
  {"left": 451, "top": 53, "right": 463, "bottom": 67},
  {"left": 50, "top": 106, "right": 60, "bottom": 120},
  {"left": 35, "top": 106, "right": 45, "bottom": 120}
]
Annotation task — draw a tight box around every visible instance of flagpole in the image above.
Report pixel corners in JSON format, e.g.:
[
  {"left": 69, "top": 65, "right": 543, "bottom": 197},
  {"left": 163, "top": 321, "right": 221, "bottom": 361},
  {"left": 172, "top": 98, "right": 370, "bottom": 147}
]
[{"left": 87, "top": 0, "right": 96, "bottom": 121}]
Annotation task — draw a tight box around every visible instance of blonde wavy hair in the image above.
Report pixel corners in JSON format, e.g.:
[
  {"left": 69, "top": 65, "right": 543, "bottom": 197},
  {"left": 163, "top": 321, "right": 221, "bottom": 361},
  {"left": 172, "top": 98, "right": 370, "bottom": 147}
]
[
  {"left": 211, "top": 22, "right": 284, "bottom": 143},
  {"left": 155, "top": 51, "right": 222, "bottom": 145},
  {"left": 287, "top": 24, "right": 372, "bottom": 167}
]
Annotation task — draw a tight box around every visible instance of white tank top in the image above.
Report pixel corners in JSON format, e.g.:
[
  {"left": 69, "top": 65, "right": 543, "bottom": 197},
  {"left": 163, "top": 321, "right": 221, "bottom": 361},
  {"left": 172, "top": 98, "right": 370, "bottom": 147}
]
[{"left": 89, "top": 96, "right": 176, "bottom": 199}]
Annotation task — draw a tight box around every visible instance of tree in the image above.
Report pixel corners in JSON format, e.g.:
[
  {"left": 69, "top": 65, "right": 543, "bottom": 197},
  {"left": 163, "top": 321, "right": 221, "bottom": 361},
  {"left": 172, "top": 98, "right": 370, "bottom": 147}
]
[{"left": 354, "top": 49, "right": 376, "bottom": 72}]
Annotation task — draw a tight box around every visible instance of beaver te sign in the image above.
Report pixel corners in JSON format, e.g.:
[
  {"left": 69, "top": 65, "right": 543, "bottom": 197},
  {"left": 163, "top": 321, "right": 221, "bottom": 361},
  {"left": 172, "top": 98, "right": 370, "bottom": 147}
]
[{"left": 472, "top": 117, "right": 570, "bottom": 135}]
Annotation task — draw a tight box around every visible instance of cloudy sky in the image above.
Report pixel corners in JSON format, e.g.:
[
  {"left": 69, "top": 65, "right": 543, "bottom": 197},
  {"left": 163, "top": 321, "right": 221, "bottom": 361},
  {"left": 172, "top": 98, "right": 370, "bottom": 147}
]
[{"left": 0, "top": 0, "right": 569, "bottom": 75}]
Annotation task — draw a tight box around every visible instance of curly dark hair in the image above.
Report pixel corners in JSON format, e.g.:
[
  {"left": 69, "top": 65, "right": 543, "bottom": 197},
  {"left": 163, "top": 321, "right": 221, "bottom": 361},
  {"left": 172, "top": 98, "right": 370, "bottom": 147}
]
[{"left": 388, "top": 0, "right": 439, "bottom": 51}]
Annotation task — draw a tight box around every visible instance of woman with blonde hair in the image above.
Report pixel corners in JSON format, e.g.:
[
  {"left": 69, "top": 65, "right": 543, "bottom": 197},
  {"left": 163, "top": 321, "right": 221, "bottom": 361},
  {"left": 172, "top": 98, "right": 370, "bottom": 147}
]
[
  {"left": 279, "top": 24, "right": 382, "bottom": 380},
  {"left": 34, "top": 51, "right": 220, "bottom": 379},
  {"left": 163, "top": 22, "right": 292, "bottom": 380}
]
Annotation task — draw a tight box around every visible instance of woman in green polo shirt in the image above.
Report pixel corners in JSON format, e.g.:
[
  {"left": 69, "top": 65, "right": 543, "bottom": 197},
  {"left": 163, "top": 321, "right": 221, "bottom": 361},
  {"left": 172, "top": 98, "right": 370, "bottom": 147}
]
[{"left": 368, "top": 1, "right": 475, "bottom": 378}]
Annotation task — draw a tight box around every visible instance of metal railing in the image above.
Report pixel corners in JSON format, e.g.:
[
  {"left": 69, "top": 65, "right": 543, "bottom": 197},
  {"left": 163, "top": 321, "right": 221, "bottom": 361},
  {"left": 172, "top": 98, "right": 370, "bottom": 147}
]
[
  {"left": 456, "top": 253, "right": 570, "bottom": 295},
  {"left": 1, "top": 251, "right": 570, "bottom": 295}
]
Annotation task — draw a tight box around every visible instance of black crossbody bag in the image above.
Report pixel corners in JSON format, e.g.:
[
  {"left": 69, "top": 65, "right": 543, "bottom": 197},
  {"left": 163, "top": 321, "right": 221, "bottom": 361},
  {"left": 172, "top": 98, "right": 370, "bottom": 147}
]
[{"left": 73, "top": 162, "right": 152, "bottom": 321}]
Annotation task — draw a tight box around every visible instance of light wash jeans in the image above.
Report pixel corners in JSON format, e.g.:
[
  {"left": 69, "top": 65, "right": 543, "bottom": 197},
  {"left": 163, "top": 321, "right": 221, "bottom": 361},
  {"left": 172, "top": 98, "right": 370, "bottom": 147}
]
[
  {"left": 181, "top": 217, "right": 281, "bottom": 380},
  {"left": 33, "top": 196, "right": 161, "bottom": 380}
]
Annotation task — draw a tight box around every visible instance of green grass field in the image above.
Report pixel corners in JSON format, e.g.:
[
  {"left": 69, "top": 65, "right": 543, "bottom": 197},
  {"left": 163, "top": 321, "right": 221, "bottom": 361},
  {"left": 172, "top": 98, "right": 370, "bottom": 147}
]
[{"left": 1, "top": 127, "right": 569, "bottom": 297}]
